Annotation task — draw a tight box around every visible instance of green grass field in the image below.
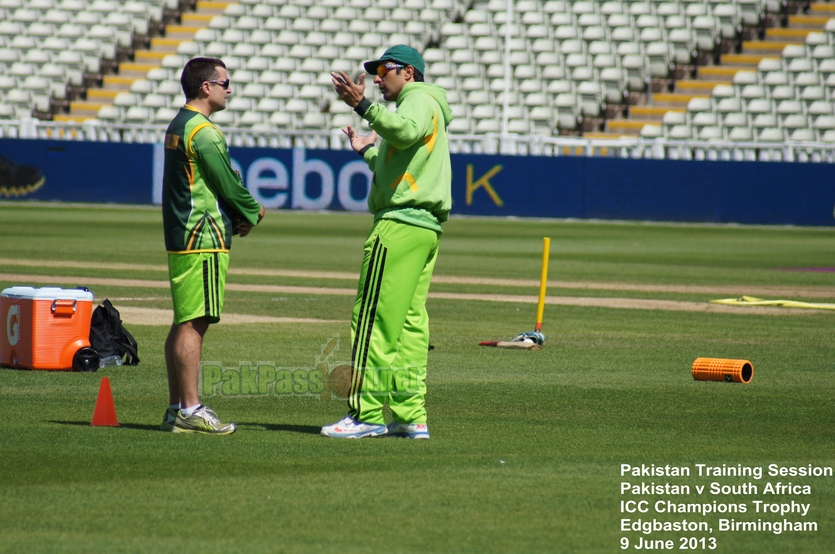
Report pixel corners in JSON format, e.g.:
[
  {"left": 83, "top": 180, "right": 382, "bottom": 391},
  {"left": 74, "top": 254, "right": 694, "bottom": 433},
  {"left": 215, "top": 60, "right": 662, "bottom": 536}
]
[{"left": 1, "top": 204, "right": 834, "bottom": 553}]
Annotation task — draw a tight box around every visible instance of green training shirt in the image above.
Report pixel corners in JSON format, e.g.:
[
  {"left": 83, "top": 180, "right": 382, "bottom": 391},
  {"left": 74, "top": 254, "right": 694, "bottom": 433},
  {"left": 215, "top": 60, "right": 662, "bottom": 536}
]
[
  {"left": 162, "top": 105, "right": 261, "bottom": 253},
  {"left": 359, "top": 82, "right": 454, "bottom": 233}
]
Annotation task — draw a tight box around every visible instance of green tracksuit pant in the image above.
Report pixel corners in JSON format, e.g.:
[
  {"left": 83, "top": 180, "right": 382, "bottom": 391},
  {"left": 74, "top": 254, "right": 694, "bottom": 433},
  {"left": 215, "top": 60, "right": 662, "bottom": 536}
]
[{"left": 348, "top": 218, "right": 440, "bottom": 425}]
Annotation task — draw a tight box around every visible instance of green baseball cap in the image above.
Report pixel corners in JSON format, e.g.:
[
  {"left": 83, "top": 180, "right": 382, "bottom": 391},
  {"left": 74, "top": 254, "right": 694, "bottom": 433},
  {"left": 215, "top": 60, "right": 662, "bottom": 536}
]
[{"left": 363, "top": 45, "right": 426, "bottom": 75}]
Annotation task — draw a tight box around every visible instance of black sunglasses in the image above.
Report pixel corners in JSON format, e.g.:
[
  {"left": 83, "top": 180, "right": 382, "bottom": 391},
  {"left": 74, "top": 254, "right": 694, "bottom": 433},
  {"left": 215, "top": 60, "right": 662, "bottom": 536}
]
[{"left": 206, "top": 79, "right": 231, "bottom": 89}]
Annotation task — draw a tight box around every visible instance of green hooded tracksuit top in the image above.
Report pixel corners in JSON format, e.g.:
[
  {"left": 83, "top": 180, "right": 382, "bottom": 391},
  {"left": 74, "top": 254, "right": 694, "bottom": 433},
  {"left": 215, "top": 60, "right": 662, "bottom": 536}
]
[
  {"left": 361, "top": 82, "right": 453, "bottom": 232},
  {"left": 344, "top": 82, "right": 453, "bottom": 425}
]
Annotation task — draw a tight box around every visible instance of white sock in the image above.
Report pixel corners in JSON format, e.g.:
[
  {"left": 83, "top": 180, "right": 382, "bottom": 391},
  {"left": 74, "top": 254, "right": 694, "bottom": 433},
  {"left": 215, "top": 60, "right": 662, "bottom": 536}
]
[
  {"left": 180, "top": 404, "right": 201, "bottom": 417},
  {"left": 168, "top": 404, "right": 179, "bottom": 411}
]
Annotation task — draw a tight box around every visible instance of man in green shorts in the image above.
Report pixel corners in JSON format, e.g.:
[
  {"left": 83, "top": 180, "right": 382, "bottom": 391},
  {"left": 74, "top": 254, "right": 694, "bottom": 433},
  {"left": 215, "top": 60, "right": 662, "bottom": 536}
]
[
  {"left": 321, "top": 45, "right": 452, "bottom": 439},
  {"left": 161, "top": 57, "right": 265, "bottom": 434}
]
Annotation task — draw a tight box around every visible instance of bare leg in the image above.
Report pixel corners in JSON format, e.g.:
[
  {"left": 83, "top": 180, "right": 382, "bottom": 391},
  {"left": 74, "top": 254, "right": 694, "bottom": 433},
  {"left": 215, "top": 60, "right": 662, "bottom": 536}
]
[
  {"left": 164, "top": 325, "right": 180, "bottom": 406},
  {"left": 164, "top": 317, "right": 211, "bottom": 408}
]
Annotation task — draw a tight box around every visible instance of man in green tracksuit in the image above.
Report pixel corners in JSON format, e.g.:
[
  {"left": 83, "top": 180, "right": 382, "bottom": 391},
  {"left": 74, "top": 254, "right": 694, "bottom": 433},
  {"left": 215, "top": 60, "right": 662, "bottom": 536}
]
[
  {"left": 161, "top": 57, "right": 265, "bottom": 435},
  {"left": 321, "top": 45, "right": 453, "bottom": 439}
]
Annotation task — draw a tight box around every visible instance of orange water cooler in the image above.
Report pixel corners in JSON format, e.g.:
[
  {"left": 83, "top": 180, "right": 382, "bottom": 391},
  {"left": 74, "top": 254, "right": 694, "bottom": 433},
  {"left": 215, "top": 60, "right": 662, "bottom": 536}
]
[{"left": 1, "top": 286, "right": 94, "bottom": 370}]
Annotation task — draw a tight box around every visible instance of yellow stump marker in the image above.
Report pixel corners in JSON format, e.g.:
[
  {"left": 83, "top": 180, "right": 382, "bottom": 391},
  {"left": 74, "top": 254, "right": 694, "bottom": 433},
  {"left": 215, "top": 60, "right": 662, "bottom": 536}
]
[
  {"left": 479, "top": 237, "right": 551, "bottom": 349},
  {"left": 535, "top": 237, "right": 550, "bottom": 332}
]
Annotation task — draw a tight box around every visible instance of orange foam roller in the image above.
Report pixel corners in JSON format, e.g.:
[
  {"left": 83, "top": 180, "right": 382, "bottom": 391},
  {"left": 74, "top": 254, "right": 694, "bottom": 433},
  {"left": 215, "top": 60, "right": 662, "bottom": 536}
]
[{"left": 692, "top": 358, "right": 754, "bottom": 384}]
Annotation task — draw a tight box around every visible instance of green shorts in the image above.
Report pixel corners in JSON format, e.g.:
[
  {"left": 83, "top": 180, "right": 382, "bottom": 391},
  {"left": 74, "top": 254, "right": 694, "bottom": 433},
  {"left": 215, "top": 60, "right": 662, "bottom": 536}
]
[{"left": 168, "top": 252, "right": 229, "bottom": 325}]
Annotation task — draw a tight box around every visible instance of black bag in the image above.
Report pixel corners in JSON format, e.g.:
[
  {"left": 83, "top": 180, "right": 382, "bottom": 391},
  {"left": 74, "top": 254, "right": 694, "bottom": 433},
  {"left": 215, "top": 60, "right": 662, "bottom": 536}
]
[{"left": 89, "top": 299, "right": 139, "bottom": 365}]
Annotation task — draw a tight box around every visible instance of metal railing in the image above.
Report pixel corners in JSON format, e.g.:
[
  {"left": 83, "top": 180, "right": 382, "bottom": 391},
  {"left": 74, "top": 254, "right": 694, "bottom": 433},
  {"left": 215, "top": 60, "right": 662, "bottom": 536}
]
[{"left": 2, "top": 118, "right": 834, "bottom": 163}]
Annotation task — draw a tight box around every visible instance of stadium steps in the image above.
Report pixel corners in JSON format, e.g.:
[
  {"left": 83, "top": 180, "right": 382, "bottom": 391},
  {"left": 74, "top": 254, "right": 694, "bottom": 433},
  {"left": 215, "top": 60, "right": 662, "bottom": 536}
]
[
  {"left": 582, "top": 132, "right": 628, "bottom": 141},
  {"left": 763, "top": 28, "right": 817, "bottom": 41},
  {"left": 717, "top": 54, "right": 779, "bottom": 69},
  {"left": 601, "top": 4, "right": 821, "bottom": 138},
  {"left": 743, "top": 40, "right": 803, "bottom": 54},
  {"left": 675, "top": 80, "right": 733, "bottom": 94},
  {"left": 86, "top": 90, "right": 123, "bottom": 102},
  {"left": 788, "top": 14, "right": 832, "bottom": 29},
  {"left": 651, "top": 93, "right": 709, "bottom": 107},
  {"left": 809, "top": 3, "right": 835, "bottom": 15},
  {"left": 62, "top": 1, "right": 229, "bottom": 121},
  {"left": 102, "top": 76, "right": 141, "bottom": 91},
  {"left": 629, "top": 106, "right": 685, "bottom": 123},
  {"left": 606, "top": 119, "right": 651, "bottom": 134}
]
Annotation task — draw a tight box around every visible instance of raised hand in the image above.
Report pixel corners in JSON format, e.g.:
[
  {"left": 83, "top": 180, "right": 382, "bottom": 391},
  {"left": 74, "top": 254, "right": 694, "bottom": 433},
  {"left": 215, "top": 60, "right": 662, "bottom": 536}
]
[
  {"left": 332, "top": 71, "right": 366, "bottom": 108},
  {"left": 342, "top": 125, "right": 377, "bottom": 154}
]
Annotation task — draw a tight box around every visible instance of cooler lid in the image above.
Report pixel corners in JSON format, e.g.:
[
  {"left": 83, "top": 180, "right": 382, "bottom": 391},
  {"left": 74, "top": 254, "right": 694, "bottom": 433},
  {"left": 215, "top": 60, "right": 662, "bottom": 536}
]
[{"left": 1, "top": 286, "right": 94, "bottom": 301}]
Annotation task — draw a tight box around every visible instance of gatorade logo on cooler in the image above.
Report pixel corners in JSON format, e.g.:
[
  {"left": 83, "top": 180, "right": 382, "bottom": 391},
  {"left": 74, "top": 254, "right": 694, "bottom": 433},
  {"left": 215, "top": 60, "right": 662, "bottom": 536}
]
[{"left": 6, "top": 304, "right": 20, "bottom": 346}]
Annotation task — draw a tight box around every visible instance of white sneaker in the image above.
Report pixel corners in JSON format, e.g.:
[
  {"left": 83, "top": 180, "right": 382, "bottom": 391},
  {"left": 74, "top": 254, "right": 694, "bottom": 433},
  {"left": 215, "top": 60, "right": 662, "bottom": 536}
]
[
  {"left": 387, "top": 421, "right": 430, "bottom": 439},
  {"left": 172, "top": 405, "right": 236, "bottom": 435},
  {"left": 321, "top": 414, "right": 388, "bottom": 439},
  {"left": 159, "top": 407, "right": 178, "bottom": 432}
]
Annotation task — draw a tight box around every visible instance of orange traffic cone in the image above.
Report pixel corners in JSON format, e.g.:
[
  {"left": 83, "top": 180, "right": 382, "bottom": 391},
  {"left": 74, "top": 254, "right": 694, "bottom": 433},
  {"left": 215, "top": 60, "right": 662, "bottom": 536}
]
[{"left": 91, "top": 377, "right": 119, "bottom": 426}]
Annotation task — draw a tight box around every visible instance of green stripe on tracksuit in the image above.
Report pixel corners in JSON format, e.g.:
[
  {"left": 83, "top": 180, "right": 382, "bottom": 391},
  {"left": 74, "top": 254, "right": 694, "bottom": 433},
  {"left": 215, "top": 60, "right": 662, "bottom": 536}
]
[{"left": 348, "top": 219, "right": 440, "bottom": 425}]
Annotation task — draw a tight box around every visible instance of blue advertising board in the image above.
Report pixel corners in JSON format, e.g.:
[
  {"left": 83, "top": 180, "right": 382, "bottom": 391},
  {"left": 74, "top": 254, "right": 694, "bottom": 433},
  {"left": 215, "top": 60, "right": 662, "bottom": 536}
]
[
  {"left": 195, "top": 146, "right": 375, "bottom": 212},
  {"left": 0, "top": 139, "right": 153, "bottom": 204},
  {"left": 1, "top": 138, "right": 833, "bottom": 226},
  {"left": 453, "top": 155, "right": 835, "bottom": 225}
]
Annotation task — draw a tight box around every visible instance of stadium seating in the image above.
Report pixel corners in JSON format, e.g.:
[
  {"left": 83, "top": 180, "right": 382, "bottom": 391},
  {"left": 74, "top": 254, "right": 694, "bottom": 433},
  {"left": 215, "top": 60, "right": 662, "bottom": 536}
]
[
  {"left": 0, "top": 0, "right": 171, "bottom": 118},
  {"left": 0, "top": 0, "right": 832, "bottom": 148}
]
